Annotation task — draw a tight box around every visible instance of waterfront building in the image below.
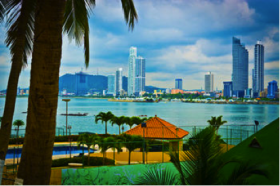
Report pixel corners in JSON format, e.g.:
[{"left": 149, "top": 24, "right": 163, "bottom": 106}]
[
  {"left": 267, "top": 80, "right": 278, "bottom": 99},
  {"left": 107, "top": 75, "right": 115, "bottom": 95},
  {"left": 205, "top": 72, "right": 214, "bottom": 93},
  {"left": 135, "top": 56, "right": 146, "bottom": 95},
  {"left": 171, "top": 89, "right": 184, "bottom": 94},
  {"left": 223, "top": 81, "right": 233, "bottom": 98},
  {"left": 253, "top": 41, "right": 264, "bottom": 97},
  {"left": 128, "top": 47, "right": 146, "bottom": 96},
  {"left": 166, "top": 88, "right": 171, "bottom": 94},
  {"left": 122, "top": 76, "right": 128, "bottom": 92},
  {"left": 115, "top": 68, "right": 123, "bottom": 96},
  {"left": 128, "top": 47, "right": 137, "bottom": 96},
  {"left": 175, "top": 79, "right": 183, "bottom": 90},
  {"left": 75, "top": 71, "right": 89, "bottom": 95},
  {"left": 232, "top": 37, "right": 249, "bottom": 98},
  {"left": 244, "top": 88, "right": 252, "bottom": 98}
]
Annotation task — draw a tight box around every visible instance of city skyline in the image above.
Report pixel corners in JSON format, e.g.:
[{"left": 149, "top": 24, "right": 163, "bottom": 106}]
[{"left": 0, "top": 0, "right": 278, "bottom": 90}]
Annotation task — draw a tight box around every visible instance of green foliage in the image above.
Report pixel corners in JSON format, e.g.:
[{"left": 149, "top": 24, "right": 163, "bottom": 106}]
[
  {"left": 12, "top": 120, "right": 25, "bottom": 128},
  {"left": 111, "top": 116, "right": 126, "bottom": 134},
  {"left": 51, "top": 156, "right": 114, "bottom": 167},
  {"left": 95, "top": 111, "right": 115, "bottom": 134},
  {"left": 207, "top": 115, "right": 227, "bottom": 130}
]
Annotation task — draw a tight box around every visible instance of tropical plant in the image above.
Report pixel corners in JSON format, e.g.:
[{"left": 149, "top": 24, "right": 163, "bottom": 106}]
[
  {"left": 111, "top": 116, "right": 126, "bottom": 134},
  {"left": 0, "top": 0, "right": 35, "bottom": 167},
  {"left": 120, "top": 134, "right": 143, "bottom": 165},
  {"left": 138, "top": 126, "right": 268, "bottom": 185},
  {"left": 13, "top": 119, "right": 25, "bottom": 137},
  {"left": 97, "top": 136, "right": 121, "bottom": 165},
  {"left": 207, "top": 115, "right": 227, "bottom": 131},
  {"left": 16, "top": 0, "right": 138, "bottom": 184},
  {"left": 124, "top": 116, "right": 134, "bottom": 129},
  {"left": 95, "top": 111, "right": 115, "bottom": 134},
  {"left": 77, "top": 134, "right": 99, "bottom": 165}
]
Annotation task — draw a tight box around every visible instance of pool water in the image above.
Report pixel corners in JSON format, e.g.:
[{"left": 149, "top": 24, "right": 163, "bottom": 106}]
[{"left": 6, "top": 146, "right": 94, "bottom": 159}]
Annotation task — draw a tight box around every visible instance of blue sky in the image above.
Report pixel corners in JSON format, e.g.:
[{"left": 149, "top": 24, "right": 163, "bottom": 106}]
[{"left": 0, "top": 0, "right": 279, "bottom": 90}]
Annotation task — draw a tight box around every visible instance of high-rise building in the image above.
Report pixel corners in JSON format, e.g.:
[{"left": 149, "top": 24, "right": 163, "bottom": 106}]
[
  {"left": 122, "top": 76, "right": 128, "bottom": 92},
  {"left": 232, "top": 37, "right": 249, "bottom": 98},
  {"left": 267, "top": 80, "right": 278, "bottom": 99},
  {"left": 128, "top": 47, "right": 146, "bottom": 96},
  {"left": 135, "top": 56, "right": 145, "bottom": 95},
  {"left": 253, "top": 41, "right": 264, "bottom": 97},
  {"left": 205, "top": 72, "right": 214, "bottom": 93},
  {"left": 175, "top": 79, "right": 183, "bottom": 90},
  {"left": 115, "top": 68, "right": 123, "bottom": 96},
  {"left": 107, "top": 75, "right": 115, "bottom": 95},
  {"left": 223, "top": 81, "right": 232, "bottom": 98},
  {"left": 128, "top": 47, "right": 137, "bottom": 96}
]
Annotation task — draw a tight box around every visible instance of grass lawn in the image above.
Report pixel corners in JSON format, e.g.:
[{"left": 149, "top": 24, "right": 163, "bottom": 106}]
[{"left": 220, "top": 118, "right": 279, "bottom": 185}]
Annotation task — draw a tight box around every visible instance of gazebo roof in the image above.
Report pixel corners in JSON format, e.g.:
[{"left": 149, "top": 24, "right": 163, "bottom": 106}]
[{"left": 125, "top": 115, "right": 189, "bottom": 139}]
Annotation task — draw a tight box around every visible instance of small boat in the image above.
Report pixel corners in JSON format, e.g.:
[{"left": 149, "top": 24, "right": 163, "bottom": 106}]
[
  {"left": 61, "top": 113, "right": 88, "bottom": 116},
  {"left": 22, "top": 111, "right": 27, "bottom": 114}
]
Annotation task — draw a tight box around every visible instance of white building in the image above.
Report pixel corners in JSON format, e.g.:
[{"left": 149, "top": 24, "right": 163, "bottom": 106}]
[
  {"left": 135, "top": 56, "right": 145, "bottom": 95},
  {"left": 128, "top": 47, "right": 137, "bottom": 96},
  {"left": 205, "top": 71, "right": 214, "bottom": 93},
  {"left": 107, "top": 75, "right": 115, "bottom": 95},
  {"left": 116, "top": 68, "right": 123, "bottom": 96}
]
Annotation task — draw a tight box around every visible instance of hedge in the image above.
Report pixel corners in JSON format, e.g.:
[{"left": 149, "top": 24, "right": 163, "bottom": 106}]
[{"left": 52, "top": 156, "right": 114, "bottom": 167}]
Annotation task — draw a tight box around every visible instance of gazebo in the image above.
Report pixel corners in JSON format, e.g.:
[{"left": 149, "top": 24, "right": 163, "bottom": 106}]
[{"left": 125, "top": 115, "right": 189, "bottom": 151}]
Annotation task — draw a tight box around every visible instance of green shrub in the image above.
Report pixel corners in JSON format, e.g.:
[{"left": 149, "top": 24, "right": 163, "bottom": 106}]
[{"left": 51, "top": 156, "right": 114, "bottom": 167}]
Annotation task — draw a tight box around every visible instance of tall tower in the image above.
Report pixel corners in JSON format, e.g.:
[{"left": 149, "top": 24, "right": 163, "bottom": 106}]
[
  {"left": 107, "top": 75, "right": 115, "bottom": 95},
  {"left": 253, "top": 41, "right": 264, "bottom": 97},
  {"left": 135, "top": 56, "right": 146, "bottom": 95},
  {"left": 115, "top": 68, "right": 123, "bottom": 96},
  {"left": 128, "top": 47, "right": 137, "bottom": 96},
  {"left": 205, "top": 72, "right": 214, "bottom": 93},
  {"left": 175, "top": 79, "right": 183, "bottom": 90},
  {"left": 232, "top": 37, "right": 249, "bottom": 97}
]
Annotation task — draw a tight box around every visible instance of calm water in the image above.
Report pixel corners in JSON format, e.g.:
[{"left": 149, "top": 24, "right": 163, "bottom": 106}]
[{"left": 0, "top": 98, "right": 279, "bottom": 135}]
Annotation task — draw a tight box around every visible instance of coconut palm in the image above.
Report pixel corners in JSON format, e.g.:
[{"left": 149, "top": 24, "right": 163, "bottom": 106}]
[
  {"left": 77, "top": 134, "right": 99, "bottom": 165},
  {"left": 207, "top": 115, "right": 227, "bottom": 131},
  {"left": 95, "top": 111, "right": 115, "bottom": 134},
  {"left": 124, "top": 117, "right": 134, "bottom": 129},
  {"left": 0, "top": 0, "right": 35, "bottom": 165},
  {"left": 111, "top": 116, "right": 126, "bottom": 134},
  {"left": 137, "top": 126, "right": 268, "bottom": 185},
  {"left": 120, "top": 134, "right": 143, "bottom": 165},
  {"left": 97, "top": 136, "right": 121, "bottom": 165},
  {"left": 17, "top": 0, "right": 138, "bottom": 184},
  {"left": 13, "top": 120, "right": 25, "bottom": 139}
]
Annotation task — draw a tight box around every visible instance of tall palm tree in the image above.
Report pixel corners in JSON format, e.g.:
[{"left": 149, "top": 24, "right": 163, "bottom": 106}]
[
  {"left": 207, "top": 115, "right": 227, "bottom": 131},
  {"left": 13, "top": 0, "right": 137, "bottom": 184},
  {"left": 97, "top": 136, "right": 121, "bottom": 165},
  {"left": 95, "top": 111, "right": 115, "bottom": 134},
  {"left": 111, "top": 116, "right": 126, "bottom": 134},
  {"left": 124, "top": 116, "right": 134, "bottom": 129},
  {"left": 77, "top": 133, "right": 99, "bottom": 165},
  {"left": 0, "top": 0, "right": 35, "bottom": 165},
  {"left": 12, "top": 119, "right": 25, "bottom": 139}
]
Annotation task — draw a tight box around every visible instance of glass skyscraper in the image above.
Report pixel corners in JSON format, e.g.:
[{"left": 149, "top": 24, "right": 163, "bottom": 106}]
[
  {"left": 115, "top": 68, "right": 123, "bottom": 96},
  {"left": 223, "top": 81, "right": 233, "bottom": 98},
  {"left": 267, "top": 80, "right": 278, "bottom": 99},
  {"left": 205, "top": 72, "right": 214, "bottom": 93},
  {"left": 107, "top": 75, "right": 115, "bottom": 95},
  {"left": 253, "top": 41, "right": 264, "bottom": 97},
  {"left": 135, "top": 56, "right": 146, "bottom": 95},
  {"left": 232, "top": 37, "right": 248, "bottom": 98},
  {"left": 128, "top": 47, "right": 137, "bottom": 96},
  {"left": 175, "top": 79, "right": 183, "bottom": 90}
]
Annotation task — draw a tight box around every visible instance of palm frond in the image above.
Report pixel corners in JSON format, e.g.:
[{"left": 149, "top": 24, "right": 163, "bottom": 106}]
[
  {"left": 63, "top": 0, "right": 95, "bottom": 67},
  {"left": 5, "top": 0, "right": 35, "bottom": 67},
  {"left": 121, "top": 0, "right": 138, "bottom": 31}
]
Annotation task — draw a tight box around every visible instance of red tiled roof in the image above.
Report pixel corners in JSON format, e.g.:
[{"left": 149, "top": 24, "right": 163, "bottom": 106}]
[{"left": 125, "top": 116, "right": 189, "bottom": 139}]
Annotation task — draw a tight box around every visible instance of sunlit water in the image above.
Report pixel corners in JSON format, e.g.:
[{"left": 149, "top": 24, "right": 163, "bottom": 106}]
[{"left": 0, "top": 98, "right": 278, "bottom": 135}]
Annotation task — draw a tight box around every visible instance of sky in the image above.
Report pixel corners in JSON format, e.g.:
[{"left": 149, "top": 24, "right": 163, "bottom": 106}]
[{"left": 0, "top": 0, "right": 279, "bottom": 90}]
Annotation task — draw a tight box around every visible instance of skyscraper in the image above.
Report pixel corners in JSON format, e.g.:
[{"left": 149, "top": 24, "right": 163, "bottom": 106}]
[
  {"left": 128, "top": 47, "right": 137, "bottom": 96},
  {"left": 205, "top": 72, "right": 214, "bottom": 93},
  {"left": 122, "top": 76, "right": 128, "bottom": 92},
  {"left": 223, "top": 81, "right": 233, "bottom": 98},
  {"left": 115, "top": 68, "right": 123, "bottom": 96},
  {"left": 135, "top": 56, "right": 146, "bottom": 95},
  {"left": 107, "top": 75, "right": 115, "bottom": 95},
  {"left": 128, "top": 47, "right": 146, "bottom": 96},
  {"left": 253, "top": 41, "right": 264, "bottom": 97},
  {"left": 175, "top": 79, "right": 183, "bottom": 90},
  {"left": 232, "top": 37, "right": 249, "bottom": 97}
]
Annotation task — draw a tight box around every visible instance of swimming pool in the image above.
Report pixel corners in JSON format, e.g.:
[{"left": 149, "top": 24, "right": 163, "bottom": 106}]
[{"left": 5, "top": 146, "right": 94, "bottom": 159}]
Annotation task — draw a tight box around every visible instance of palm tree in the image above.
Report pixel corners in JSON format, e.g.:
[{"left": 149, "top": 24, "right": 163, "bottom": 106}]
[
  {"left": 137, "top": 126, "right": 268, "bottom": 185},
  {"left": 13, "top": 120, "right": 25, "bottom": 139},
  {"left": 121, "top": 134, "right": 143, "bottom": 165},
  {"left": 111, "top": 116, "right": 126, "bottom": 134},
  {"left": 17, "top": 0, "right": 137, "bottom": 184},
  {"left": 95, "top": 111, "right": 115, "bottom": 134},
  {"left": 124, "top": 117, "right": 134, "bottom": 129},
  {"left": 0, "top": 0, "right": 35, "bottom": 165},
  {"left": 97, "top": 136, "right": 121, "bottom": 165},
  {"left": 77, "top": 134, "right": 99, "bottom": 165},
  {"left": 207, "top": 115, "right": 227, "bottom": 131}
]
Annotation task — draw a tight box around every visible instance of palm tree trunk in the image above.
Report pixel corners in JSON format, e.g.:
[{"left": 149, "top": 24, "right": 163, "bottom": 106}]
[
  {"left": 119, "top": 126, "right": 121, "bottom": 134},
  {"left": 105, "top": 121, "right": 107, "bottom": 134},
  {"left": 128, "top": 151, "right": 131, "bottom": 165},
  {"left": 17, "top": 0, "right": 66, "bottom": 184}
]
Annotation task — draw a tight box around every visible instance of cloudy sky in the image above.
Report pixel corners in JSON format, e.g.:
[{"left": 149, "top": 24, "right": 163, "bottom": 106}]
[{"left": 0, "top": 0, "right": 279, "bottom": 90}]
